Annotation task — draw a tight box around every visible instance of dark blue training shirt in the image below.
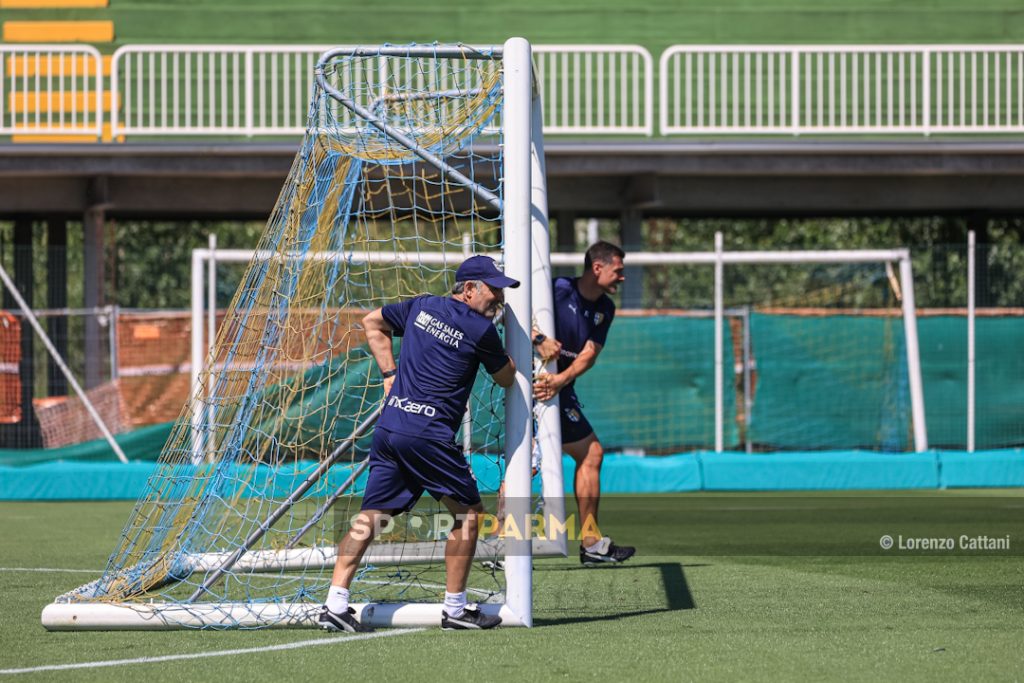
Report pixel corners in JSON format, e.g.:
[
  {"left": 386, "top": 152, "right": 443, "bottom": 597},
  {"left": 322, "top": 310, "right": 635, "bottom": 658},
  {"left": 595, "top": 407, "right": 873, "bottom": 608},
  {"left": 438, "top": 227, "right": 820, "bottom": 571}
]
[
  {"left": 378, "top": 294, "right": 510, "bottom": 442},
  {"left": 552, "top": 276, "right": 616, "bottom": 391}
]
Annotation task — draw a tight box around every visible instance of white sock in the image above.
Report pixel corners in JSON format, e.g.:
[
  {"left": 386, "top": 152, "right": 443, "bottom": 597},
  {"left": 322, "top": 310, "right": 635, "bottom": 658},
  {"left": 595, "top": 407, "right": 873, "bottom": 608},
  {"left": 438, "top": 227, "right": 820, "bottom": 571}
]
[
  {"left": 325, "top": 585, "right": 350, "bottom": 614},
  {"left": 444, "top": 591, "right": 467, "bottom": 618},
  {"left": 585, "top": 537, "right": 610, "bottom": 554}
]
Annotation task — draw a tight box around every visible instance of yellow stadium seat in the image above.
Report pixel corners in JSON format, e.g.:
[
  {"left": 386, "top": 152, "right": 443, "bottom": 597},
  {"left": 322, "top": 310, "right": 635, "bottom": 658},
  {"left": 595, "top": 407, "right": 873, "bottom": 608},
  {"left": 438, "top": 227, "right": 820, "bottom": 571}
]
[
  {"left": 8, "top": 90, "right": 119, "bottom": 112},
  {"left": 11, "top": 123, "right": 123, "bottom": 143},
  {"left": 0, "top": 0, "right": 108, "bottom": 7},
  {"left": 6, "top": 54, "right": 112, "bottom": 77},
  {"left": 2, "top": 20, "right": 114, "bottom": 42}
]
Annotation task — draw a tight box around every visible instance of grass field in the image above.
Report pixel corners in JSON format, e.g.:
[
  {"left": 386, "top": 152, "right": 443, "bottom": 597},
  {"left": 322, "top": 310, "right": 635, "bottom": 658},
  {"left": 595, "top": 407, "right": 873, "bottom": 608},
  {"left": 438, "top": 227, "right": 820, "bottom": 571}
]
[{"left": 1, "top": 492, "right": 1022, "bottom": 681}]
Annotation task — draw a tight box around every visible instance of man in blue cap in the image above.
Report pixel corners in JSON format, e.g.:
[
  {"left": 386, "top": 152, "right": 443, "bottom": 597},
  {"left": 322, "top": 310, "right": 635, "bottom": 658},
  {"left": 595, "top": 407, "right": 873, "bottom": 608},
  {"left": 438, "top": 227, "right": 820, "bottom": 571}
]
[{"left": 320, "top": 255, "right": 518, "bottom": 632}]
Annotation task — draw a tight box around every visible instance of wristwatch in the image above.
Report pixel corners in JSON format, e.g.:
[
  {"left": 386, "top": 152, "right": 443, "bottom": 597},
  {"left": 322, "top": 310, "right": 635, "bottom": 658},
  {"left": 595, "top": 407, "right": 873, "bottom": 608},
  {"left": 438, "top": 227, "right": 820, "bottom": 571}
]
[
  {"left": 381, "top": 368, "right": 397, "bottom": 378},
  {"left": 532, "top": 333, "right": 546, "bottom": 346}
]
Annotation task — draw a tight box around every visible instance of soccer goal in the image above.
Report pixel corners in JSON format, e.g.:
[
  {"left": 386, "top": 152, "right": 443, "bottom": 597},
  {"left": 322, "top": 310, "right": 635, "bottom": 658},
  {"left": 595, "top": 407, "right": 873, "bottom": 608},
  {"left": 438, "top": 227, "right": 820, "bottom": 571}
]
[
  {"left": 551, "top": 237, "right": 927, "bottom": 455},
  {"left": 42, "top": 38, "right": 559, "bottom": 630}
]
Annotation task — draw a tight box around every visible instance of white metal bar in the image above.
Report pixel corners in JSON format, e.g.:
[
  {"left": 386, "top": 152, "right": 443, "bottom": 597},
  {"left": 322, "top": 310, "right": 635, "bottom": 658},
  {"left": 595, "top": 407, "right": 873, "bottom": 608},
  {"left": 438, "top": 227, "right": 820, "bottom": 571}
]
[
  {"left": 206, "top": 234, "right": 216, "bottom": 363},
  {"left": 923, "top": 48, "right": 931, "bottom": 135},
  {"left": 967, "top": 230, "right": 976, "bottom": 452},
  {"left": 197, "top": 248, "right": 915, "bottom": 268},
  {"left": 42, "top": 601, "right": 519, "bottom": 630},
  {"left": 189, "top": 249, "right": 205, "bottom": 464},
  {"left": 791, "top": 49, "right": 799, "bottom": 133},
  {"left": 193, "top": 248, "right": 501, "bottom": 264},
  {"left": 206, "top": 233, "right": 217, "bottom": 462},
  {"left": 502, "top": 36, "right": 535, "bottom": 629},
  {"left": 899, "top": 254, "right": 928, "bottom": 452},
  {"left": 550, "top": 249, "right": 912, "bottom": 266},
  {"left": 530, "top": 90, "right": 567, "bottom": 557},
  {"left": 714, "top": 231, "right": 724, "bottom": 453}
]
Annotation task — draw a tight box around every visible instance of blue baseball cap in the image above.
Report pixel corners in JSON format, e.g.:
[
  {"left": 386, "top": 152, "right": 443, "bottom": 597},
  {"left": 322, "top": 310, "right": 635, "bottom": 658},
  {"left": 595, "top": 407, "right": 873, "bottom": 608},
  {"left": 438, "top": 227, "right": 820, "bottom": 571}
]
[{"left": 455, "top": 255, "right": 520, "bottom": 289}]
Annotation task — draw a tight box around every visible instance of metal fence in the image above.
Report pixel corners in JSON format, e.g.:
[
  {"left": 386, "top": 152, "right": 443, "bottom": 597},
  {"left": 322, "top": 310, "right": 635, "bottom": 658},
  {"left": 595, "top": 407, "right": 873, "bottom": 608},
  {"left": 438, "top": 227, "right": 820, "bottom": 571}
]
[
  {"left": 109, "top": 44, "right": 653, "bottom": 138},
  {"left": 534, "top": 45, "right": 653, "bottom": 135},
  {"left": 660, "top": 45, "right": 1024, "bottom": 135},
  {"left": 7, "top": 43, "right": 1024, "bottom": 138},
  {"left": 0, "top": 44, "right": 104, "bottom": 137},
  {"left": 111, "top": 45, "right": 332, "bottom": 137}
]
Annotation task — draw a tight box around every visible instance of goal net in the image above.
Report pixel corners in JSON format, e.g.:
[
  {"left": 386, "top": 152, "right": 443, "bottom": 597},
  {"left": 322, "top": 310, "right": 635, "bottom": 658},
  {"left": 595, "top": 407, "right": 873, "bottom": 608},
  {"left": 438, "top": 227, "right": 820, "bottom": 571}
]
[{"left": 43, "top": 39, "right": 556, "bottom": 630}]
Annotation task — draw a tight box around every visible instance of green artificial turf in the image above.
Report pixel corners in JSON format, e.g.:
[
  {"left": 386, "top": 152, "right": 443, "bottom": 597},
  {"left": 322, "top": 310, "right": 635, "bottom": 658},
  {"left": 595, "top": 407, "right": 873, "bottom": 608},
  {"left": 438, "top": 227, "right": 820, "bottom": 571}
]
[{"left": 1, "top": 492, "right": 1022, "bottom": 682}]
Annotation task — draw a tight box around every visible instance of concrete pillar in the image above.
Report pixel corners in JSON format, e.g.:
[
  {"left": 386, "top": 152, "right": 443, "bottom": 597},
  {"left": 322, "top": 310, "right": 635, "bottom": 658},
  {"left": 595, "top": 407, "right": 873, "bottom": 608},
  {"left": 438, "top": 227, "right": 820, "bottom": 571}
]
[
  {"left": 47, "top": 217, "right": 68, "bottom": 396},
  {"left": 83, "top": 205, "right": 106, "bottom": 389}
]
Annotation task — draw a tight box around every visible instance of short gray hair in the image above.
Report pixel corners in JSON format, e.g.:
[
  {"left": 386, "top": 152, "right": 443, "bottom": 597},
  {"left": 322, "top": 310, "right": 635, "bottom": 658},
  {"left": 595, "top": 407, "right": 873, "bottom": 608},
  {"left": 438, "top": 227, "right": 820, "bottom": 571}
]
[{"left": 452, "top": 280, "right": 482, "bottom": 295}]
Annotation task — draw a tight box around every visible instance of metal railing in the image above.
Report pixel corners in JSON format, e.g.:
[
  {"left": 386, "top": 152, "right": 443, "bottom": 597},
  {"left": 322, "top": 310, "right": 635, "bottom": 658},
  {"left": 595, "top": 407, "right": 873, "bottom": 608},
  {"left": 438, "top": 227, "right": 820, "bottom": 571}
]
[
  {"left": 110, "top": 44, "right": 653, "bottom": 138},
  {"left": 660, "top": 45, "right": 1024, "bottom": 135},
  {"left": 8, "top": 44, "right": 1024, "bottom": 138},
  {"left": 534, "top": 45, "right": 653, "bottom": 135},
  {"left": 111, "top": 45, "right": 334, "bottom": 136},
  {"left": 1, "top": 45, "right": 103, "bottom": 136}
]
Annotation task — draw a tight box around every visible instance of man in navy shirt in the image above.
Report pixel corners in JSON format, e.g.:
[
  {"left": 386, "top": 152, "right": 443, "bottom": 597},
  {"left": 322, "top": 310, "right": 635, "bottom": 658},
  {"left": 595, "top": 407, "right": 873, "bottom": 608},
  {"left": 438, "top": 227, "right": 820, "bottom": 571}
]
[
  {"left": 533, "top": 241, "right": 635, "bottom": 566},
  {"left": 319, "top": 255, "right": 517, "bottom": 632}
]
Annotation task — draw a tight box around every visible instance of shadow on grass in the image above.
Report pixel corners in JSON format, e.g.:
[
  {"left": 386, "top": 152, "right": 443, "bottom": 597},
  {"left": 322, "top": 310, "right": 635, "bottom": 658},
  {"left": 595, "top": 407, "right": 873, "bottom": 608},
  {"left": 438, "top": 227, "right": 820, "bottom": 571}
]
[{"left": 533, "top": 562, "right": 696, "bottom": 627}]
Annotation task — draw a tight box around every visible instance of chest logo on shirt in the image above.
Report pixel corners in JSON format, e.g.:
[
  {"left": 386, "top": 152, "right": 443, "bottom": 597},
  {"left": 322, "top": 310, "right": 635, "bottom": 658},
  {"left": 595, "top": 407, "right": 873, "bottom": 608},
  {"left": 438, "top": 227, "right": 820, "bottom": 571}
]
[
  {"left": 568, "top": 303, "right": 577, "bottom": 315},
  {"left": 594, "top": 312, "right": 604, "bottom": 326},
  {"left": 414, "top": 311, "right": 465, "bottom": 349}
]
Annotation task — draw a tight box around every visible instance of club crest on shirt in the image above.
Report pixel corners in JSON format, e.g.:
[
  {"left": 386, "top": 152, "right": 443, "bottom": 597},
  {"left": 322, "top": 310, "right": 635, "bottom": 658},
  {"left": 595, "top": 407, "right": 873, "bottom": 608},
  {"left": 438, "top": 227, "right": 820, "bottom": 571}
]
[
  {"left": 565, "top": 408, "right": 581, "bottom": 423},
  {"left": 594, "top": 312, "right": 604, "bottom": 326}
]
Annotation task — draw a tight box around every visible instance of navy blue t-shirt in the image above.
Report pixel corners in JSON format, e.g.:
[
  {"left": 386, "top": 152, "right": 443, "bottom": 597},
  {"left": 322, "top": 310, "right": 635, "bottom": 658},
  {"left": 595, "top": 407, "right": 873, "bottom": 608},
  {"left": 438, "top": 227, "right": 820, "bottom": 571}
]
[
  {"left": 552, "top": 276, "right": 616, "bottom": 391},
  {"left": 378, "top": 294, "right": 510, "bottom": 442}
]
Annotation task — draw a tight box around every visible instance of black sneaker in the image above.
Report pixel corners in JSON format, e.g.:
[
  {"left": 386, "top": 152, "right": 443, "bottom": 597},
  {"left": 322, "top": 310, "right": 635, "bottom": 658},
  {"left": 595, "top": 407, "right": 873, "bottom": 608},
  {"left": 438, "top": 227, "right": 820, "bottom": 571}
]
[
  {"left": 441, "top": 604, "right": 502, "bottom": 630},
  {"left": 580, "top": 537, "right": 636, "bottom": 566},
  {"left": 318, "top": 606, "right": 373, "bottom": 633}
]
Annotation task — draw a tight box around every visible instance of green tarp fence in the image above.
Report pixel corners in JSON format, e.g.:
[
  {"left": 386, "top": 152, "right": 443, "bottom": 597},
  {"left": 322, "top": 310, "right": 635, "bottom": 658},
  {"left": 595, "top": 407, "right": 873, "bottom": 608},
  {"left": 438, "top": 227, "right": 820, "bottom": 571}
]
[
  {"left": 0, "top": 313, "right": 1019, "bottom": 468},
  {"left": 574, "top": 315, "right": 737, "bottom": 452}
]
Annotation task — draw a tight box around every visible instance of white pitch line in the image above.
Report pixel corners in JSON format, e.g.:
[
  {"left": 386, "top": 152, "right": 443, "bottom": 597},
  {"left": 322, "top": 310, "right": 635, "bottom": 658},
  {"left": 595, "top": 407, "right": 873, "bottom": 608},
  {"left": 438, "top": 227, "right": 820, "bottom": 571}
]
[
  {"left": 0, "top": 628, "right": 425, "bottom": 676},
  {"left": 0, "top": 567, "right": 101, "bottom": 574}
]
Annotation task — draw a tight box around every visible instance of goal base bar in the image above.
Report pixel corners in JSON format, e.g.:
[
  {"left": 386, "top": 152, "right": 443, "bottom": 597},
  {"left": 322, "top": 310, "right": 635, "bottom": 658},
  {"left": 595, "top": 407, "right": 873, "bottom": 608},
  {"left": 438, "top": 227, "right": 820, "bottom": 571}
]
[{"left": 41, "top": 601, "right": 523, "bottom": 631}]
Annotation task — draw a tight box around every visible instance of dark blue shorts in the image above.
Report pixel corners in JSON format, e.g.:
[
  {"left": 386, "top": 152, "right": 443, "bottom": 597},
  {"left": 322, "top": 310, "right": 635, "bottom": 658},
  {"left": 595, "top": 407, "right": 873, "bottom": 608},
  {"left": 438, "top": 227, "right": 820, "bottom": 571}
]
[
  {"left": 360, "top": 427, "right": 481, "bottom": 513},
  {"left": 558, "top": 388, "right": 595, "bottom": 444}
]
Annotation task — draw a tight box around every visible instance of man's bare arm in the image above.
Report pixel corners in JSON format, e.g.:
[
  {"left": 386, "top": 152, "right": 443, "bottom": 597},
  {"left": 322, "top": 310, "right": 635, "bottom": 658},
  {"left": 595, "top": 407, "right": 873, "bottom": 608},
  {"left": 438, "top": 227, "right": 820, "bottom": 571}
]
[
  {"left": 533, "top": 340, "right": 602, "bottom": 401},
  {"left": 362, "top": 308, "right": 397, "bottom": 395},
  {"left": 490, "top": 358, "right": 516, "bottom": 388}
]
